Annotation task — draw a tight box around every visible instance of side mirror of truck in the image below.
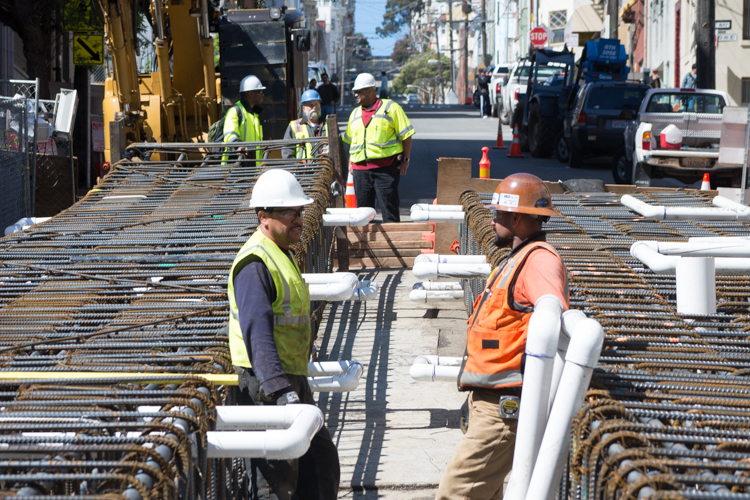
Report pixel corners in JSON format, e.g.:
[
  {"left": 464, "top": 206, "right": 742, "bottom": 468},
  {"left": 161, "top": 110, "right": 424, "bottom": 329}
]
[
  {"left": 620, "top": 110, "right": 634, "bottom": 120},
  {"left": 296, "top": 30, "right": 311, "bottom": 51}
]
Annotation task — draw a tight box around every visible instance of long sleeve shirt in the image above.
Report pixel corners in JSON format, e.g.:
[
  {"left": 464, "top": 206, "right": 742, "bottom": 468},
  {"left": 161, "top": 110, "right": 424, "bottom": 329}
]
[{"left": 233, "top": 257, "right": 294, "bottom": 395}]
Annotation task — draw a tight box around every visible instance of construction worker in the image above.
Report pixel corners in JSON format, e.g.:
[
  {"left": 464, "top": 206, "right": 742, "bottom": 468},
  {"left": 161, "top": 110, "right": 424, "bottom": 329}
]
[
  {"left": 228, "top": 169, "right": 340, "bottom": 499},
  {"left": 282, "top": 89, "right": 328, "bottom": 159},
  {"left": 223, "top": 75, "right": 265, "bottom": 161},
  {"left": 436, "top": 173, "right": 568, "bottom": 500},
  {"left": 342, "top": 72, "right": 414, "bottom": 223}
]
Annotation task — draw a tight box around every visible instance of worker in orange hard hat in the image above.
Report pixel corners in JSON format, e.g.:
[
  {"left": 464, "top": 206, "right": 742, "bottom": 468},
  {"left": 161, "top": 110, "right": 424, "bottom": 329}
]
[{"left": 436, "top": 173, "right": 569, "bottom": 500}]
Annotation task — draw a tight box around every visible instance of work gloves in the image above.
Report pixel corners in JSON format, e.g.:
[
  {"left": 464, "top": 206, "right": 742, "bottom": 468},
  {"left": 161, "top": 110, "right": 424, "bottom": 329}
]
[{"left": 261, "top": 387, "right": 301, "bottom": 406}]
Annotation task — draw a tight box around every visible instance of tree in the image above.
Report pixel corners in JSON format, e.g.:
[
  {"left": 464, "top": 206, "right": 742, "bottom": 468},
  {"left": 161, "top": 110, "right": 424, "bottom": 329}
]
[
  {"left": 391, "top": 36, "right": 413, "bottom": 66},
  {"left": 377, "top": 0, "right": 424, "bottom": 38},
  {"left": 391, "top": 50, "right": 450, "bottom": 102}
]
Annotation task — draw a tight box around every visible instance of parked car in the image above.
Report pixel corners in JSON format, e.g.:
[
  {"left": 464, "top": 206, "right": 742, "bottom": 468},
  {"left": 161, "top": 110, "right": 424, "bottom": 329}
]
[
  {"left": 560, "top": 81, "right": 650, "bottom": 168},
  {"left": 406, "top": 93, "right": 421, "bottom": 104},
  {"left": 501, "top": 59, "right": 560, "bottom": 126},
  {"left": 489, "top": 65, "right": 510, "bottom": 118},
  {"left": 616, "top": 88, "right": 733, "bottom": 186}
]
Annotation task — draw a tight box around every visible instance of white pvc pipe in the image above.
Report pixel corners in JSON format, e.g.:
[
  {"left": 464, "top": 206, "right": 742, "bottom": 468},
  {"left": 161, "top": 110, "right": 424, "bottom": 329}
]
[
  {"left": 524, "top": 310, "right": 604, "bottom": 500},
  {"left": 675, "top": 257, "right": 716, "bottom": 315},
  {"left": 642, "top": 240, "right": 750, "bottom": 258},
  {"left": 4, "top": 217, "right": 51, "bottom": 236},
  {"left": 308, "top": 360, "right": 358, "bottom": 377},
  {"left": 305, "top": 273, "right": 359, "bottom": 301},
  {"left": 409, "top": 355, "right": 463, "bottom": 382},
  {"left": 410, "top": 203, "right": 464, "bottom": 212},
  {"left": 504, "top": 295, "right": 563, "bottom": 500},
  {"left": 321, "top": 207, "right": 376, "bottom": 226},
  {"left": 207, "top": 404, "right": 324, "bottom": 459},
  {"left": 409, "top": 289, "right": 464, "bottom": 301},
  {"left": 349, "top": 280, "right": 379, "bottom": 300},
  {"left": 412, "top": 255, "right": 491, "bottom": 281},
  {"left": 621, "top": 194, "right": 750, "bottom": 221},
  {"left": 307, "top": 361, "right": 363, "bottom": 392},
  {"left": 630, "top": 241, "right": 750, "bottom": 275},
  {"left": 409, "top": 206, "right": 466, "bottom": 223},
  {"left": 415, "top": 281, "right": 463, "bottom": 290},
  {"left": 712, "top": 195, "right": 750, "bottom": 213},
  {"left": 547, "top": 328, "right": 570, "bottom": 416}
]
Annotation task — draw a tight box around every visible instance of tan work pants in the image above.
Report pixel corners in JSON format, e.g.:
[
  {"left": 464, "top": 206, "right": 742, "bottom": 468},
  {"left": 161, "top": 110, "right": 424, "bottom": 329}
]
[{"left": 436, "top": 389, "right": 518, "bottom": 500}]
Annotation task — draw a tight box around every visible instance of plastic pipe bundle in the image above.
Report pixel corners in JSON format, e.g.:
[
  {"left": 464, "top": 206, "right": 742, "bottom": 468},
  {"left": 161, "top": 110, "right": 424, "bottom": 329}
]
[
  {"left": 410, "top": 203, "right": 466, "bottom": 222},
  {"left": 409, "top": 355, "right": 463, "bottom": 382}
]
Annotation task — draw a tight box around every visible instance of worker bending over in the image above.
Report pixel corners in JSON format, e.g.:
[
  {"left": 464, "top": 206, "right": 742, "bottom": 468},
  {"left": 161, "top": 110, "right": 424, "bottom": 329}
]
[
  {"left": 282, "top": 89, "right": 328, "bottom": 159},
  {"left": 223, "top": 75, "right": 265, "bottom": 161},
  {"left": 343, "top": 72, "right": 414, "bottom": 223},
  {"left": 228, "top": 169, "right": 340, "bottom": 500},
  {"left": 436, "top": 173, "right": 568, "bottom": 500}
]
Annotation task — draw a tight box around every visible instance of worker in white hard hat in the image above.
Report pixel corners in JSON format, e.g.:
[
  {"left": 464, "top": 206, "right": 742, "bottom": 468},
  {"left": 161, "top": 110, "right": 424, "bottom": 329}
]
[
  {"left": 342, "top": 72, "right": 415, "bottom": 222},
  {"left": 227, "top": 168, "right": 340, "bottom": 499},
  {"left": 281, "top": 89, "right": 328, "bottom": 159},
  {"left": 223, "top": 75, "right": 265, "bottom": 161}
]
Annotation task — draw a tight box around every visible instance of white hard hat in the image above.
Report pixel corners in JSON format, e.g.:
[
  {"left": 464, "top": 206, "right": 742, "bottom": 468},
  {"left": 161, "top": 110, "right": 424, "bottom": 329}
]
[
  {"left": 352, "top": 73, "right": 377, "bottom": 91},
  {"left": 249, "top": 169, "right": 314, "bottom": 208},
  {"left": 240, "top": 75, "right": 266, "bottom": 93}
]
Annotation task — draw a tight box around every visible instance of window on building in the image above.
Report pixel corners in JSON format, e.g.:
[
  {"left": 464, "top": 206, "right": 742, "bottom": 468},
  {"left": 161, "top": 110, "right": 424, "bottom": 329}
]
[
  {"left": 742, "top": 78, "right": 750, "bottom": 104},
  {"left": 549, "top": 10, "right": 567, "bottom": 44},
  {"left": 745, "top": 0, "right": 750, "bottom": 39}
]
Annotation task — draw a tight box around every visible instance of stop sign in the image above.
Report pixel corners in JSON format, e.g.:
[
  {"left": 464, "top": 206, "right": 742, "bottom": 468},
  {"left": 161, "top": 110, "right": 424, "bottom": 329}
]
[{"left": 530, "top": 27, "right": 548, "bottom": 47}]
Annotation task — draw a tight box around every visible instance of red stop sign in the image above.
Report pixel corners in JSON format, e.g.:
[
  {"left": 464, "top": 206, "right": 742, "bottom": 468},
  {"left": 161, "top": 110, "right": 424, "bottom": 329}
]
[{"left": 530, "top": 27, "right": 548, "bottom": 47}]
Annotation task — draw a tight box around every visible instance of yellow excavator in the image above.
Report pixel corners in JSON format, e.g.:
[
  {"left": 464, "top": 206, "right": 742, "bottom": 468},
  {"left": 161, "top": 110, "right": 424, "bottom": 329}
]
[{"left": 98, "top": 0, "right": 310, "bottom": 163}]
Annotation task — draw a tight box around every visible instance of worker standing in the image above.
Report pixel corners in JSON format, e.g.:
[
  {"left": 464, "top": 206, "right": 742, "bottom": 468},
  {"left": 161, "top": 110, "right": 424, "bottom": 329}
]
[
  {"left": 282, "top": 89, "right": 328, "bottom": 159},
  {"left": 223, "top": 75, "right": 265, "bottom": 161},
  {"left": 342, "top": 72, "right": 415, "bottom": 223},
  {"left": 436, "top": 173, "right": 568, "bottom": 500},
  {"left": 228, "top": 169, "right": 340, "bottom": 500}
]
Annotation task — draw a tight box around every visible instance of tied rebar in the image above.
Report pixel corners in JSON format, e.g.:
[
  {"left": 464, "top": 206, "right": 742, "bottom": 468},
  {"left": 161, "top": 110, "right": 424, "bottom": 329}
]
[
  {"left": 460, "top": 188, "right": 750, "bottom": 500},
  {"left": 0, "top": 140, "right": 338, "bottom": 499}
]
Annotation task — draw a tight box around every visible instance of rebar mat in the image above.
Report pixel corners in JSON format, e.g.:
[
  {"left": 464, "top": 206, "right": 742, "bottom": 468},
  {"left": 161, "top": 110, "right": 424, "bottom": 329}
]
[{"left": 460, "top": 189, "right": 750, "bottom": 500}]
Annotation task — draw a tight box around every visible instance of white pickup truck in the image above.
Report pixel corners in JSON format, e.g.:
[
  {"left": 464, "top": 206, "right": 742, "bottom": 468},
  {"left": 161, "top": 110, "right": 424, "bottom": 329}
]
[{"left": 615, "top": 88, "right": 738, "bottom": 186}]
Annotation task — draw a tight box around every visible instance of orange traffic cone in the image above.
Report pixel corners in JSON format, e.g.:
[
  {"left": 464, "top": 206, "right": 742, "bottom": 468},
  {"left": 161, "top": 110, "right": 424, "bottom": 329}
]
[
  {"left": 492, "top": 116, "right": 507, "bottom": 149},
  {"left": 700, "top": 173, "right": 711, "bottom": 190},
  {"left": 345, "top": 172, "right": 357, "bottom": 208},
  {"left": 507, "top": 126, "right": 524, "bottom": 158}
]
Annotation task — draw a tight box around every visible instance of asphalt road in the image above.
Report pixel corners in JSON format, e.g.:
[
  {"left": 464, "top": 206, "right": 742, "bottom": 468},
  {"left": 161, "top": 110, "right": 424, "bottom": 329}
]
[{"left": 337, "top": 104, "right": 700, "bottom": 215}]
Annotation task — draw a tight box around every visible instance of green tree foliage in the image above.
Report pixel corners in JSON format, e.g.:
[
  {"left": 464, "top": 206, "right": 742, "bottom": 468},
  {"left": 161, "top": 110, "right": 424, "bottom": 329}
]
[
  {"left": 391, "top": 50, "right": 450, "bottom": 102},
  {"left": 391, "top": 36, "right": 413, "bottom": 66},
  {"left": 377, "top": 0, "right": 424, "bottom": 38}
]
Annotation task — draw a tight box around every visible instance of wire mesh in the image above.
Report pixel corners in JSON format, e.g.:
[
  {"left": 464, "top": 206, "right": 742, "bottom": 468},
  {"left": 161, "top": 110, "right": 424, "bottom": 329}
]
[
  {"left": 459, "top": 188, "right": 750, "bottom": 500},
  {"left": 0, "top": 97, "right": 30, "bottom": 228},
  {"left": 0, "top": 141, "right": 338, "bottom": 499}
]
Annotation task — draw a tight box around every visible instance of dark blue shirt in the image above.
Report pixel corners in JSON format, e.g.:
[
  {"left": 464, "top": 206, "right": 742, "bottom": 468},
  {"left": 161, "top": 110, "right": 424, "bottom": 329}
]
[{"left": 233, "top": 254, "right": 295, "bottom": 395}]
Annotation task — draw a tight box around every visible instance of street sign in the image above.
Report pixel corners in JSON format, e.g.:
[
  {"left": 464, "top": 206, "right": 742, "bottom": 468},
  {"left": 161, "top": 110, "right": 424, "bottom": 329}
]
[
  {"left": 63, "top": 0, "right": 102, "bottom": 32},
  {"left": 530, "top": 27, "right": 549, "bottom": 47},
  {"left": 73, "top": 34, "right": 104, "bottom": 66},
  {"left": 715, "top": 20, "right": 732, "bottom": 30},
  {"left": 717, "top": 33, "right": 738, "bottom": 42},
  {"left": 564, "top": 33, "right": 579, "bottom": 48},
  {"left": 92, "top": 122, "right": 105, "bottom": 152}
]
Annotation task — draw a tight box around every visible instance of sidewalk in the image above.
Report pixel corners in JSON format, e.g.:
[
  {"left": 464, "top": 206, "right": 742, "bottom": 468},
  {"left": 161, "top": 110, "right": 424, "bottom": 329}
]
[{"left": 313, "top": 268, "right": 469, "bottom": 499}]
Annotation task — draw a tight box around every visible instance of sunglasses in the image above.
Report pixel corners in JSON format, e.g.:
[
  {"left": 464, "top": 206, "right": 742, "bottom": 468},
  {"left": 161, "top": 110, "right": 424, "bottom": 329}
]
[{"left": 267, "top": 208, "right": 305, "bottom": 220}]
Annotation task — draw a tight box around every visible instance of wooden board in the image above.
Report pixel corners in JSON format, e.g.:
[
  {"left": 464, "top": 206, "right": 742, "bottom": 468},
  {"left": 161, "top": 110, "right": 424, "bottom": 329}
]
[{"left": 349, "top": 240, "right": 433, "bottom": 250}]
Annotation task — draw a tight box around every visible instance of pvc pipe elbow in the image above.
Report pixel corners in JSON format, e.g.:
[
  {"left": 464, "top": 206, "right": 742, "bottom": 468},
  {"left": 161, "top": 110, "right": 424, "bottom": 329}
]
[
  {"left": 564, "top": 317, "right": 604, "bottom": 368},
  {"left": 621, "top": 195, "right": 661, "bottom": 219},
  {"left": 308, "top": 360, "right": 356, "bottom": 377},
  {"left": 4, "top": 217, "right": 52, "bottom": 236},
  {"left": 321, "top": 207, "right": 376, "bottom": 226},
  {"left": 305, "top": 273, "right": 358, "bottom": 301},
  {"left": 630, "top": 241, "right": 678, "bottom": 274},
  {"left": 349, "top": 280, "right": 379, "bottom": 300},
  {"left": 712, "top": 195, "right": 750, "bottom": 216},
  {"left": 307, "top": 361, "right": 363, "bottom": 392}
]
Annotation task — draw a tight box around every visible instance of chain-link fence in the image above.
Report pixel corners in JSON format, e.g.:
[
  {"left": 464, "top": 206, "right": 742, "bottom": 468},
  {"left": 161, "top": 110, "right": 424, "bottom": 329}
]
[{"left": 0, "top": 97, "right": 31, "bottom": 230}]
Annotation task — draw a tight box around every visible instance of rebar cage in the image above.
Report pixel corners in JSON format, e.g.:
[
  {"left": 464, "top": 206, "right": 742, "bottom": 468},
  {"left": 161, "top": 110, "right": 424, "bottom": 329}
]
[
  {"left": 0, "top": 140, "right": 337, "bottom": 499},
  {"left": 459, "top": 189, "right": 750, "bottom": 500}
]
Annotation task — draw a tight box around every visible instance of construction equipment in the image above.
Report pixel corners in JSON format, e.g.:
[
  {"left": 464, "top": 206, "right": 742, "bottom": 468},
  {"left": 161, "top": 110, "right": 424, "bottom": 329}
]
[{"left": 574, "top": 38, "right": 631, "bottom": 83}]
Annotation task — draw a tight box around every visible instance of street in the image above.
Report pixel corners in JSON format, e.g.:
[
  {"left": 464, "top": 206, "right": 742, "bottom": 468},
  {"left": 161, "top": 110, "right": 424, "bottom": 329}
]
[{"left": 340, "top": 104, "right": 700, "bottom": 214}]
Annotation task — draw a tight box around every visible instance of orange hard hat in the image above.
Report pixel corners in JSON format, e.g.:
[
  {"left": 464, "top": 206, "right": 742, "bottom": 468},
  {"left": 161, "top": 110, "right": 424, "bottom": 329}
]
[{"left": 485, "top": 173, "right": 558, "bottom": 217}]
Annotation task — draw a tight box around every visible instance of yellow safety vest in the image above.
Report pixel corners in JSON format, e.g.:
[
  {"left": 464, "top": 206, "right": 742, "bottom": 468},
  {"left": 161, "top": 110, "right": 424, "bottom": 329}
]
[
  {"left": 223, "top": 101, "right": 263, "bottom": 161},
  {"left": 289, "top": 119, "right": 328, "bottom": 159},
  {"left": 227, "top": 230, "right": 311, "bottom": 375},
  {"left": 342, "top": 99, "right": 415, "bottom": 163}
]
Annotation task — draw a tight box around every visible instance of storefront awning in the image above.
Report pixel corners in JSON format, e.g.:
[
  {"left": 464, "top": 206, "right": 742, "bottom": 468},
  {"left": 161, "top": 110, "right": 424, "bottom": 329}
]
[{"left": 570, "top": 4, "right": 603, "bottom": 33}]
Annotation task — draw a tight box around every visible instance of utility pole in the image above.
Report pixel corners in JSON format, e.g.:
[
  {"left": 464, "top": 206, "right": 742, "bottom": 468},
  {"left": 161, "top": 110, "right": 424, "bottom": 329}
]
[
  {"left": 608, "top": 0, "right": 618, "bottom": 39},
  {"left": 448, "top": 0, "right": 455, "bottom": 90},
  {"left": 481, "top": 0, "right": 488, "bottom": 66},
  {"left": 696, "top": 0, "right": 715, "bottom": 89},
  {"left": 435, "top": 21, "right": 444, "bottom": 103}
]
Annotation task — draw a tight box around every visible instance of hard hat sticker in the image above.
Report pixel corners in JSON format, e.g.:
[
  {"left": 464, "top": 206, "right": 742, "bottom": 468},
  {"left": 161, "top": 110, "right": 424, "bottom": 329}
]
[{"left": 498, "top": 193, "right": 520, "bottom": 207}]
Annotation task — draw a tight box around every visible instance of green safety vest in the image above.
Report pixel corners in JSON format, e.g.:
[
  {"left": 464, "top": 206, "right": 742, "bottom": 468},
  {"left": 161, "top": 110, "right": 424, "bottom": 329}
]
[
  {"left": 227, "top": 230, "right": 311, "bottom": 375},
  {"left": 223, "top": 101, "right": 263, "bottom": 161},
  {"left": 342, "top": 99, "right": 415, "bottom": 163},
  {"left": 289, "top": 119, "right": 328, "bottom": 159}
]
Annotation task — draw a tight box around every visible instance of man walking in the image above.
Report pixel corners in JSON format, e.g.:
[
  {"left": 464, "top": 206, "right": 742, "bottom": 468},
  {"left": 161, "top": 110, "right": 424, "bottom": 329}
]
[
  {"left": 318, "top": 74, "right": 340, "bottom": 119},
  {"left": 228, "top": 168, "right": 340, "bottom": 500},
  {"left": 436, "top": 173, "right": 568, "bottom": 500},
  {"left": 223, "top": 75, "right": 265, "bottom": 160},
  {"left": 282, "top": 89, "right": 328, "bottom": 159},
  {"left": 650, "top": 68, "right": 662, "bottom": 89},
  {"left": 682, "top": 63, "right": 697, "bottom": 89},
  {"left": 476, "top": 69, "right": 490, "bottom": 118},
  {"left": 380, "top": 71, "right": 389, "bottom": 99},
  {"left": 343, "top": 72, "right": 415, "bottom": 223}
]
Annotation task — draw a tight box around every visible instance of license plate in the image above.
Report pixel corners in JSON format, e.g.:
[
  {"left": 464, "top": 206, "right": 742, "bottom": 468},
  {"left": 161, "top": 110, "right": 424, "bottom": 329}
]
[
  {"left": 682, "top": 158, "right": 708, "bottom": 169},
  {"left": 611, "top": 120, "right": 628, "bottom": 128}
]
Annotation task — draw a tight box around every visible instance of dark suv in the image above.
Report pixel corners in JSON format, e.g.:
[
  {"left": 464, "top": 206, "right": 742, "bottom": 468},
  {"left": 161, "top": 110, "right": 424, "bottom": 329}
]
[{"left": 559, "top": 82, "right": 650, "bottom": 168}]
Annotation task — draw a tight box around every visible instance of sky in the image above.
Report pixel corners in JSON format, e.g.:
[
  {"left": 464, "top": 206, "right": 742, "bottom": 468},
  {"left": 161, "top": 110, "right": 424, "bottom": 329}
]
[{"left": 353, "top": 1, "right": 409, "bottom": 56}]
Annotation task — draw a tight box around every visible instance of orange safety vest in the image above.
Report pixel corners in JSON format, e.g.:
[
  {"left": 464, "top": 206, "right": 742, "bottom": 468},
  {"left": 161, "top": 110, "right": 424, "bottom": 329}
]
[{"left": 458, "top": 240, "right": 568, "bottom": 391}]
